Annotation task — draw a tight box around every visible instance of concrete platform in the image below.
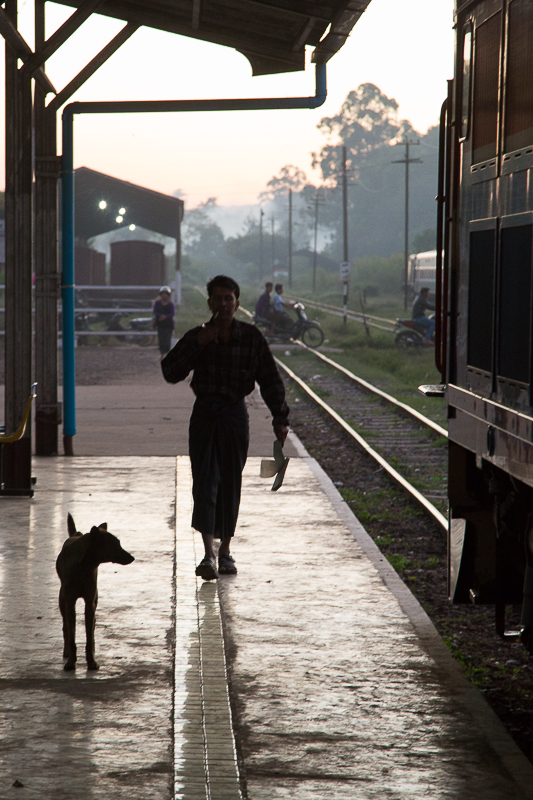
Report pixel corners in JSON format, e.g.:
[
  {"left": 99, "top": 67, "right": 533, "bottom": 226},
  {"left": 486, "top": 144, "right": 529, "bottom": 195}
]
[
  {"left": 1, "top": 383, "right": 533, "bottom": 798},
  {"left": 1, "top": 449, "right": 533, "bottom": 799}
]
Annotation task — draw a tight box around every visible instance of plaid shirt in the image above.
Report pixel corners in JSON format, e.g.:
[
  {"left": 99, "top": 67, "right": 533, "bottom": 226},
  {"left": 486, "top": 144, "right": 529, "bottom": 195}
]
[{"left": 161, "top": 319, "right": 289, "bottom": 426}]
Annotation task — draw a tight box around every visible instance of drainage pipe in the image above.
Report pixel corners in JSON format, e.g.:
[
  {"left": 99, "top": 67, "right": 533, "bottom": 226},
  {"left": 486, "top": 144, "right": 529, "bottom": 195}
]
[{"left": 61, "top": 64, "right": 327, "bottom": 453}]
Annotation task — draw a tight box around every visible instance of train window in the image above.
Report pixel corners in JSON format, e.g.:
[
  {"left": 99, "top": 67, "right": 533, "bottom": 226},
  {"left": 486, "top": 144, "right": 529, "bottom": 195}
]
[
  {"left": 498, "top": 224, "right": 532, "bottom": 384},
  {"left": 461, "top": 24, "right": 473, "bottom": 140},
  {"left": 504, "top": 0, "right": 533, "bottom": 153},
  {"left": 468, "top": 229, "right": 495, "bottom": 373},
  {"left": 472, "top": 11, "right": 502, "bottom": 164}
]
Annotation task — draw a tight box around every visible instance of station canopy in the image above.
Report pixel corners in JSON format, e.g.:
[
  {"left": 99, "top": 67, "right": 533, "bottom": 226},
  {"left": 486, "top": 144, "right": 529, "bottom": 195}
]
[
  {"left": 74, "top": 167, "right": 184, "bottom": 241},
  {"left": 60, "top": 1, "right": 372, "bottom": 76}
]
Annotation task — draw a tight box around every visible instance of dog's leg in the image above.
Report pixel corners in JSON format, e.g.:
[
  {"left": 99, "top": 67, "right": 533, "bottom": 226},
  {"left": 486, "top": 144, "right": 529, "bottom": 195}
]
[
  {"left": 85, "top": 594, "right": 99, "bottom": 670},
  {"left": 62, "top": 599, "right": 77, "bottom": 671}
]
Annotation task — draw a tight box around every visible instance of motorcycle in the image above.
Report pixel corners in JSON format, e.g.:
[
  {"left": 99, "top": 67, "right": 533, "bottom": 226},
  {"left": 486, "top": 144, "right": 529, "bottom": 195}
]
[
  {"left": 394, "top": 316, "right": 435, "bottom": 349},
  {"left": 105, "top": 312, "right": 154, "bottom": 346},
  {"left": 253, "top": 302, "right": 325, "bottom": 348}
]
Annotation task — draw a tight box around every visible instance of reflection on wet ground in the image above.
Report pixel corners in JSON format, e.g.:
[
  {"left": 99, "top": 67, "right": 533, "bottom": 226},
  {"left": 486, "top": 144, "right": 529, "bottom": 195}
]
[
  {"left": 1, "top": 454, "right": 532, "bottom": 799},
  {"left": 0, "top": 457, "right": 240, "bottom": 800}
]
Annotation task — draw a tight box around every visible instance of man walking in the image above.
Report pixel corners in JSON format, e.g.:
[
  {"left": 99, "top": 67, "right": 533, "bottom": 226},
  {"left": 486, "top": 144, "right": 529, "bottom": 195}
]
[{"left": 161, "top": 275, "right": 290, "bottom": 580}]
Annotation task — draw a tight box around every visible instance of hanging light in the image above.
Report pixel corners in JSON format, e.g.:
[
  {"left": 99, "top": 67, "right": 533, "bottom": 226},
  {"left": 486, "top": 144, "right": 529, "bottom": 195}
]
[
  {"left": 116, "top": 215, "right": 123, "bottom": 223},
  {"left": 98, "top": 200, "right": 107, "bottom": 209},
  {"left": 129, "top": 224, "right": 136, "bottom": 231},
  {"left": 119, "top": 207, "right": 126, "bottom": 215}
]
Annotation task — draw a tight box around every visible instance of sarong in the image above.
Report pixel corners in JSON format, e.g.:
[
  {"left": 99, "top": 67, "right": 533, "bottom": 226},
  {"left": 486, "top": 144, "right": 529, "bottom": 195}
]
[{"left": 189, "top": 396, "right": 249, "bottom": 539}]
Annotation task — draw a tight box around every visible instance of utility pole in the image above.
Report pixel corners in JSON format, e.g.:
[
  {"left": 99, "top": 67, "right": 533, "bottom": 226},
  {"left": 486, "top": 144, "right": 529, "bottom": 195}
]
[
  {"left": 393, "top": 139, "right": 422, "bottom": 310},
  {"left": 271, "top": 215, "right": 276, "bottom": 279},
  {"left": 259, "top": 208, "right": 264, "bottom": 279},
  {"left": 341, "top": 145, "right": 349, "bottom": 325},
  {"left": 288, "top": 188, "right": 293, "bottom": 289}
]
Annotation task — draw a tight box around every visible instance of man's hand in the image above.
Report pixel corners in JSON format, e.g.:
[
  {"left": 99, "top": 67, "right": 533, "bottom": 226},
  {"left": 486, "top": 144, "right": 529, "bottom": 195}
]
[
  {"left": 273, "top": 424, "right": 289, "bottom": 446},
  {"left": 197, "top": 322, "right": 220, "bottom": 348}
]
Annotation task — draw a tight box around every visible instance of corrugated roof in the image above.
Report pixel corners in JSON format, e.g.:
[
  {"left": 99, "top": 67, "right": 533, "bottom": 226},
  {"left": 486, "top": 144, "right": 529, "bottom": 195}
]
[
  {"left": 60, "top": 1, "right": 372, "bottom": 75},
  {"left": 75, "top": 167, "right": 184, "bottom": 241}
]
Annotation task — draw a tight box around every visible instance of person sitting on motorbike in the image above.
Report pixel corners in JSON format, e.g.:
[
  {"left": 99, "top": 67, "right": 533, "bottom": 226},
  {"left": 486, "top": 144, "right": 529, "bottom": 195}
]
[
  {"left": 412, "top": 287, "right": 435, "bottom": 343},
  {"left": 255, "top": 282, "right": 273, "bottom": 321},
  {"left": 270, "top": 283, "right": 294, "bottom": 334}
]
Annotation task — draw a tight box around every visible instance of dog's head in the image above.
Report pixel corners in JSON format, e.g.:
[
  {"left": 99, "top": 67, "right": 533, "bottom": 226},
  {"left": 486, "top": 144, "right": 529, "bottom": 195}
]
[{"left": 89, "top": 525, "right": 135, "bottom": 566}]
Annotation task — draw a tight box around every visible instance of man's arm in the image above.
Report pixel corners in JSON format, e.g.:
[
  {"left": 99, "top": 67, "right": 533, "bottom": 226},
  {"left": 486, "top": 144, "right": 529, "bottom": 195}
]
[
  {"left": 254, "top": 333, "right": 290, "bottom": 443},
  {"left": 161, "top": 327, "right": 201, "bottom": 384}
]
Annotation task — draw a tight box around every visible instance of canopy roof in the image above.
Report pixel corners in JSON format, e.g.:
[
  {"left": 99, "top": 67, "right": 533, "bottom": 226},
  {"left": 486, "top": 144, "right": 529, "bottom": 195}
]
[
  {"left": 60, "top": 1, "right": 372, "bottom": 75},
  {"left": 75, "top": 167, "right": 184, "bottom": 241}
]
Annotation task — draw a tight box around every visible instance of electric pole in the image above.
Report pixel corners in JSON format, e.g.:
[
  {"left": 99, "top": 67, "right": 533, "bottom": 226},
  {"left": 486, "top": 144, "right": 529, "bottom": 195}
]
[
  {"left": 393, "top": 139, "right": 422, "bottom": 310},
  {"left": 288, "top": 188, "right": 293, "bottom": 289},
  {"left": 342, "top": 145, "right": 349, "bottom": 325},
  {"left": 259, "top": 208, "right": 264, "bottom": 279},
  {"left": 271, "top": 215, "right": 276, "bottom": 279}
]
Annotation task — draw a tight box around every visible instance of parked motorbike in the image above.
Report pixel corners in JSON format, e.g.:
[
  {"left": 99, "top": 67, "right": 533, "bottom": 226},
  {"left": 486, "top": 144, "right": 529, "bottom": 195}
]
[
  {"left": 105, "top": 312, "right": 154, "bottom": 346},
  {"left": 394, "top": 316, "right": 435, "bottom": 349},
  {"left": 253, "top": 302, "right": 325, "bottom": 348}
]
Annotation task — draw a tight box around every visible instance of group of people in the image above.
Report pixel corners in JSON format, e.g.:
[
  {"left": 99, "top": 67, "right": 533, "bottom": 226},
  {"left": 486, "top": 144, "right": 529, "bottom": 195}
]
[{"left": 255, "top": 281, "right": 294, "bottom": 334}]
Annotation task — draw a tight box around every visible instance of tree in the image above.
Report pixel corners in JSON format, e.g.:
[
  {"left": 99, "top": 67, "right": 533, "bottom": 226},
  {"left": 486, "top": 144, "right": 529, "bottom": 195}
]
[
  {"left": 258, "top": 165, "right": 308, "bottom": 203},
  {"left": 411, "top": 229, "right": 437, "bottom": 253},
  {"left": 182, "top": 198, "right": 226, "bottom": 258},
  {"left": 312, "top": 83, "right": 414, "bottom": 184}
]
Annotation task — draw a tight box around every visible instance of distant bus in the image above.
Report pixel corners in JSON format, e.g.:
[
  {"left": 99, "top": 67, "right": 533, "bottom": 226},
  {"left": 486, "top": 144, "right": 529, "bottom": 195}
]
[{"left": 408, "top": 250, "right": 437, "bottom": 298}]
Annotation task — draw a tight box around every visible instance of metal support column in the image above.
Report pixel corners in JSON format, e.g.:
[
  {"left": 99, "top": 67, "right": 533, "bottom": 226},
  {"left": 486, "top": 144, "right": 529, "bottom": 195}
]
[
  {"left": 3, "top": 0, "right": 34, "bottom": 494},
  {"left": 34, "top": 0, "right": 61, "bottom": 455}
]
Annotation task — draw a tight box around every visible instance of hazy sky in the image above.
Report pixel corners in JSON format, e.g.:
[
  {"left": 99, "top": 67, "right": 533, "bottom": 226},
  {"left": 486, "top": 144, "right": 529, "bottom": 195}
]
[{"left": 1, "top": 1, "right": 454, "bottom": 207}]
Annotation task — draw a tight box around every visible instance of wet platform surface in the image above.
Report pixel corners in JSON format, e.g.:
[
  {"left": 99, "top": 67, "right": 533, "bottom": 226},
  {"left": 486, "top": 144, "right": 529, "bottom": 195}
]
[{"left": 1, "top": 449, "right": 533, "bottom": 799}]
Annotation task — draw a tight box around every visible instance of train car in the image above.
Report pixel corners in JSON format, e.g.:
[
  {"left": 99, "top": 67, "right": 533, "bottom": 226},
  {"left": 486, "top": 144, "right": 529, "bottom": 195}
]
[
  {"left": 435, "top": 0, "right": 533, "bottom": 649},
  {"left": 408, "top": 250, "right": 437, "bottom": 298}
]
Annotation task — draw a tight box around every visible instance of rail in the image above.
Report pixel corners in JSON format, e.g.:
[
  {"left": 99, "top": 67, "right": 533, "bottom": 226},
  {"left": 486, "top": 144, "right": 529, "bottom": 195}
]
[
  {"left": 289, "top": 298, "right": 396, "bottom": 333},
  {"left": 294, "top": 340, "right": 447, "bottom": 437},
  {"left": 276, "top": 358, "right": 448, "bottom": 532}
]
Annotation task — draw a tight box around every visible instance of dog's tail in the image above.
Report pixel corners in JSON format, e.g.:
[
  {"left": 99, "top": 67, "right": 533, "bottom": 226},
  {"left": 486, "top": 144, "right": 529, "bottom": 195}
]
[{"left": 67, "top": 513, "right": 77, "bottom": 537}]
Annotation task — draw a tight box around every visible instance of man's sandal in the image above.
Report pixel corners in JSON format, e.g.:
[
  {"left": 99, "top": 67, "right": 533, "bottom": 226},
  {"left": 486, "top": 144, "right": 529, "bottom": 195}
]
[
  {"left": 195, "top": 557, "right": 219, "bottom": 581},
  {"left": 218, "top": 554, "right": 237, "bottom": 575}
]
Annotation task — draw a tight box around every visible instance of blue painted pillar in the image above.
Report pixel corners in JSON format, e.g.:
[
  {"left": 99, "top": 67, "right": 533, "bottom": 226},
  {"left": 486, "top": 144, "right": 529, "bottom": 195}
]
[{"left": 61, "top": 108, "right": 76, "bottom": 454}]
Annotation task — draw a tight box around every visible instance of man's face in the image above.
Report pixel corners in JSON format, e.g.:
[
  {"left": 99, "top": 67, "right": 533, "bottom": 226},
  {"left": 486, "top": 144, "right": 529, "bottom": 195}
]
[
  {"left": 421, "top": 289, "right": 429, "bottom": 298},
  {"left": 208, "top": 286, "right": 240, "bottom": 321},
  {"left": 266, "top": 284, "right": 273, "bottom": 293},
  {"left": 278, "top": 285, "right": 283, "bottom": 294}
]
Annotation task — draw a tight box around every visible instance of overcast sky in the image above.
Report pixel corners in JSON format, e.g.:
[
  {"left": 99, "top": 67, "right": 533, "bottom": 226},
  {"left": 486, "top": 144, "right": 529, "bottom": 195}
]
[{"left": 0, "top": 0, "right": 454, "bottom": 207}]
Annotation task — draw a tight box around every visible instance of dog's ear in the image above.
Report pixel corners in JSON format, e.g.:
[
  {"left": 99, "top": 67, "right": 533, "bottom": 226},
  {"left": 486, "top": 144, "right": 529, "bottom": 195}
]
[
  {"left": 67, "top": 513, "right": 77, "bottom": 538},
  {"left": 98, "top": 523, "right": 107, "bottom": 531}
]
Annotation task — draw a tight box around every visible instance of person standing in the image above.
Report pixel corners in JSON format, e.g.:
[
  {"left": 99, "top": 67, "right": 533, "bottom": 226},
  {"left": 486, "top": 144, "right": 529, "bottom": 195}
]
[
  {"left": 411, "top": 287, "right": 435, "bottom": 342},
  {"left": 161, "top": 275, "right": 290, "bottom": 580},
  {"left": 153, "top": 286, "right": 175, "bottom": 356}
]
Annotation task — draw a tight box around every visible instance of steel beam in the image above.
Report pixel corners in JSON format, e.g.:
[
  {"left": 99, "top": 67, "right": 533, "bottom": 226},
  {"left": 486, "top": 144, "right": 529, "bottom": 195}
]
[
  {"left": 46, "top": 22, "right": 139, "bottom": 114},
  {"left": 0, "top": 8, "right": 56, "bottom": 94},
  {"left": 34, "top": 0, "right": 61, "bottom": 456},
  {"left": 20, "top": 0, "right": 105, "bottom": 76},
  {"left": 3, "top": 0, "right": 33, "bottom": 495}
]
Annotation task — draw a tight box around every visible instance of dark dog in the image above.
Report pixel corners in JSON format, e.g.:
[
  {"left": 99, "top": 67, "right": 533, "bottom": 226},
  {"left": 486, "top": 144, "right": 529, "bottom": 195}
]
[{"left": 56, "top": 513, "right": 134, "bottom": 671}]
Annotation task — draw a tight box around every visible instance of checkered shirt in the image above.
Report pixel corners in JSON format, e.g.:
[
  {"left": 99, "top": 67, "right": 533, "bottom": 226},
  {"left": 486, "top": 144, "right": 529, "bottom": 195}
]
[{"left": 161, "top": 319, "right": 289, "bottom": 426}]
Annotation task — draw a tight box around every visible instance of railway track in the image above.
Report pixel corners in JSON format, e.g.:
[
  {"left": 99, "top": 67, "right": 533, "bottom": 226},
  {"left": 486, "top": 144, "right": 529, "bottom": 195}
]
[
  {"left": 208, "top": 292, "right": 447, "bottom": 529},
  {"left": 275, "top": 348, "right": 448, "bottom": 530},
  {"left": 287, "top": 297, "right": 396, "bottom": 333}
]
